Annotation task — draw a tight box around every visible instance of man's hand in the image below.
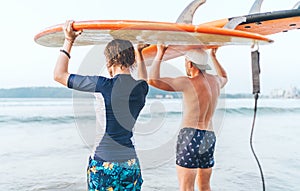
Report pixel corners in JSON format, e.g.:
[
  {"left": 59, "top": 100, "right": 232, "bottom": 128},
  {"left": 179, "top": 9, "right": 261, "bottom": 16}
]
[
  {"left": 135, "top": 43, "right": 150, "bottom": 81},
  {"left": 210, "top": 48, "right": 218, "bottom": 58}
]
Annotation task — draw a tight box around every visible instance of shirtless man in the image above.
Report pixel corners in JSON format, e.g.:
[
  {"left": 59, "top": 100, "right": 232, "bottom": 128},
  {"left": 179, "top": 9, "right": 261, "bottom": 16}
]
[{"left": 148, "top": 45, "right": 227, "bottom": 191}]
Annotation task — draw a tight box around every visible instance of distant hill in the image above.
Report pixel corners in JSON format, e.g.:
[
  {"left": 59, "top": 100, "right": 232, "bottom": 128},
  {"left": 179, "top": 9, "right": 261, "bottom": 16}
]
[
  {"left": 0, "top": 87, "right": 253, "bottom": 98},
  {"left": 0, "top": 86, "right": 181, "bottom": 98},
  {"left": 0, "top": 87, "right": 72, "bottom": 98}
]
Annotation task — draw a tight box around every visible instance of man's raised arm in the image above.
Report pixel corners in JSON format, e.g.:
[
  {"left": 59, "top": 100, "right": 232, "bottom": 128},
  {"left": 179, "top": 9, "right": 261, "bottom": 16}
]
[{"left": 210, "top": 48, "right": 228, "bottom": 88}]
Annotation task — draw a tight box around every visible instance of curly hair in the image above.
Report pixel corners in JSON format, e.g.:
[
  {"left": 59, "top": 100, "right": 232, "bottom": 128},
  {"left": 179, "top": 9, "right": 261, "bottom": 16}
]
[{"left": 104, "top": 39, "right": 135, "bottom": 69}]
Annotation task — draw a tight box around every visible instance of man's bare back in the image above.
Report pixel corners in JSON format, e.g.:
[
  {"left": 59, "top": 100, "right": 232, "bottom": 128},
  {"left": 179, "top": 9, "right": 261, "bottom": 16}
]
[{"left": 180, "top": 72, "right": 222, "bottom": 131}]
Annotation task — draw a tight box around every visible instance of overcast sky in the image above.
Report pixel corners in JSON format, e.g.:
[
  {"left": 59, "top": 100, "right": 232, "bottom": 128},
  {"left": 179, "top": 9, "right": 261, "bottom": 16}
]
[{"left": 0, "top": 0, "right": 299, "bottom": 94}]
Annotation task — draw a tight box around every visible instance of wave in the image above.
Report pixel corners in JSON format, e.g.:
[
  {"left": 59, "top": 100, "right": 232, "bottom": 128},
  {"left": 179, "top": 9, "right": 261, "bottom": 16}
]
[
  {"left": 0, "top": 115, "right": 95, "bottom": 125},
  {"left": 140, "top": 107, "right": 300, "bottom": 116},
  {"left": 139, "top": 111, "right": 182, "bottom": 118},
  {"left": 220, "top": 107, "right": 300, "bottom": 115},
  {"left": 1, "top": 107, "right": 299, "bottom": 125}
]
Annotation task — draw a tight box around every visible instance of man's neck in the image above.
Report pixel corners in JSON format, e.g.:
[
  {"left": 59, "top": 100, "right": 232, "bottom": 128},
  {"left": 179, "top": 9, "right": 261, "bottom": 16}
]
[{"left": 190, "top": 69, "right": 205, "bottom": 78}]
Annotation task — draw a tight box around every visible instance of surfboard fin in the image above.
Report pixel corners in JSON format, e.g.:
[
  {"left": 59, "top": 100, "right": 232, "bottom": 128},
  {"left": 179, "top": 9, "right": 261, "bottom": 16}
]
[
  {"left": 249, "top": 0, "right": 264, "bottom": 14},
  {"left": 293, "top": 1, "right": 300, "bottom": 9},
  {"left": 224, "top": 17, "right": 247, "bottom": 29},
  {"left": 176, "top": 0, "right": 206, "bottom": 24}
]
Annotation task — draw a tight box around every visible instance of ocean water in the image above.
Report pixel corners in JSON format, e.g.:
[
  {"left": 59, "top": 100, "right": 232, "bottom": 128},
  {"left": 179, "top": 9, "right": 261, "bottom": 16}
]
[{"left": 0, "top": 98, "right": 300, "bottom": 191}]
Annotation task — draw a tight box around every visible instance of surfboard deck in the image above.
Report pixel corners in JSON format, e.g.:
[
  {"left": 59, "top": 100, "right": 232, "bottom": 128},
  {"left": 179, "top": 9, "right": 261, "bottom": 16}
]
[
  {"left": 34, "top": 20, "right": 272, "bottom": 48},
  {"left": 201, "top": 9, "right": 300, "bottom": 35}
]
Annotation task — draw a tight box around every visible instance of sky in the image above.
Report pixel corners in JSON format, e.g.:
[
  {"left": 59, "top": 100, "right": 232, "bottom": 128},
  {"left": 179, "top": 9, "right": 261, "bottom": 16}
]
[{"left": 0, "top": 0, "right": 299, "bottom": 94}]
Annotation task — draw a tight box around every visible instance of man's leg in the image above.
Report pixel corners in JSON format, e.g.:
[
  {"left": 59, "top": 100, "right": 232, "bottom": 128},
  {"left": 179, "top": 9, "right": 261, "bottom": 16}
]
[
  {"left": 176, "top": 165, "right": 197, "bottom": 191},
  {"left": 196, "top": 168, "right": 212, "bottom": 191}
]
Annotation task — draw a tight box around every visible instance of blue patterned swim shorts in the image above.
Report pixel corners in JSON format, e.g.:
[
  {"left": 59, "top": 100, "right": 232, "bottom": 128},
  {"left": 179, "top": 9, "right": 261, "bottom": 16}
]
[
  {"left": 87, "top": 157, "right": 143, "bottom": 191},
  {"left": 176, "top": 127, "right": 216, "bottom": 169}
]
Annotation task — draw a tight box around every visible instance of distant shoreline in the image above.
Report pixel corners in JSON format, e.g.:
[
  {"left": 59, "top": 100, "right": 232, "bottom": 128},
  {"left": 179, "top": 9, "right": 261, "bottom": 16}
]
[{"left": 0, "top": 86, "right": 293, "bottom": 99}]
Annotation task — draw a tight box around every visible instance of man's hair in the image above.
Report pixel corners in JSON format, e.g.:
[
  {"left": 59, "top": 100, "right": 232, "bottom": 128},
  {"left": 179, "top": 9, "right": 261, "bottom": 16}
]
[{"left": 104, "top": 39, "right": 135, "bottom": 68}]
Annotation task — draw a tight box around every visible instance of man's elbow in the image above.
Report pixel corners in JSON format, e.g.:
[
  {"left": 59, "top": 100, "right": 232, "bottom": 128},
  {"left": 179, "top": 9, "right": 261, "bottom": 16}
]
[
  {"left": 148, "top": 79, "right": 162, "bottom": 89},
  {"left": 147, "top": 79, "right": 158, "bottom": 87},
  {"left": 147, "top": 79, "right": 174, "bottom": 91}
]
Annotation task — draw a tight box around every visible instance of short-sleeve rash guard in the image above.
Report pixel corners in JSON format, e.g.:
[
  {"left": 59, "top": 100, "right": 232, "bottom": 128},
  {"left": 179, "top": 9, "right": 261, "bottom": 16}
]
[{"left": 68, "top": 73, "right": 148, "bottom": 162}]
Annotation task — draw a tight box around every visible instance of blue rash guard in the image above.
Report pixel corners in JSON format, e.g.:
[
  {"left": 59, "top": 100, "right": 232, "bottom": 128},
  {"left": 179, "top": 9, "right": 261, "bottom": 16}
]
[{"left": 68, "top": 73, "right": 148, "bottom": 162}]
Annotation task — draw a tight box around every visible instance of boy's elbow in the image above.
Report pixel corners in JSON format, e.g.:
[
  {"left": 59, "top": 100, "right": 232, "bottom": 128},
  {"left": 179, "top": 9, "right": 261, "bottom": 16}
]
[
  {"left": 53, "top": 71, "right": 61, "bottom": 82},
  {"left": 221, "top": 77, "right": 228, "bottom": 88},
  {"left": 53, "top": 72, "right": 68, "bottom": 86},
  {"left": 224, "top": 78, "right": 228, "bottom": 85}
]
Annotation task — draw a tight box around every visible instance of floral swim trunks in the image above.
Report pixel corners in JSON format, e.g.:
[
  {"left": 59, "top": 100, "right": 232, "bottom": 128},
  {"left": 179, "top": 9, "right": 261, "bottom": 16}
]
[
  {"left": 176, "top": 127, "right": 216, "bottom": 169},
  {"left": 87, "top": 157, "right": 143, "bottom": 191}
]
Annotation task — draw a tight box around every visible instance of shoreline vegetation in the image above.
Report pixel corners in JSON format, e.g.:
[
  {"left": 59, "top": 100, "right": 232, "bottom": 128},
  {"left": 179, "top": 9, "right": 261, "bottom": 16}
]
[{"left": 0, "top": 87, "right": 298, "bottom": 99}]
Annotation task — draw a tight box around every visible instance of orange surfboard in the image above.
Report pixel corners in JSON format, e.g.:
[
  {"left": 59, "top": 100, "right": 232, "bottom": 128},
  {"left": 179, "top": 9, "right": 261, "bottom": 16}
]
[
  {"left": 201, "top": 9, "right": 300, "bottom": 35},
  {"left": 34, "top": 20, "right": 273, "bottom": 62},
  {"left": 34, "top": 20, "right": 272, "bottom": 48}
]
